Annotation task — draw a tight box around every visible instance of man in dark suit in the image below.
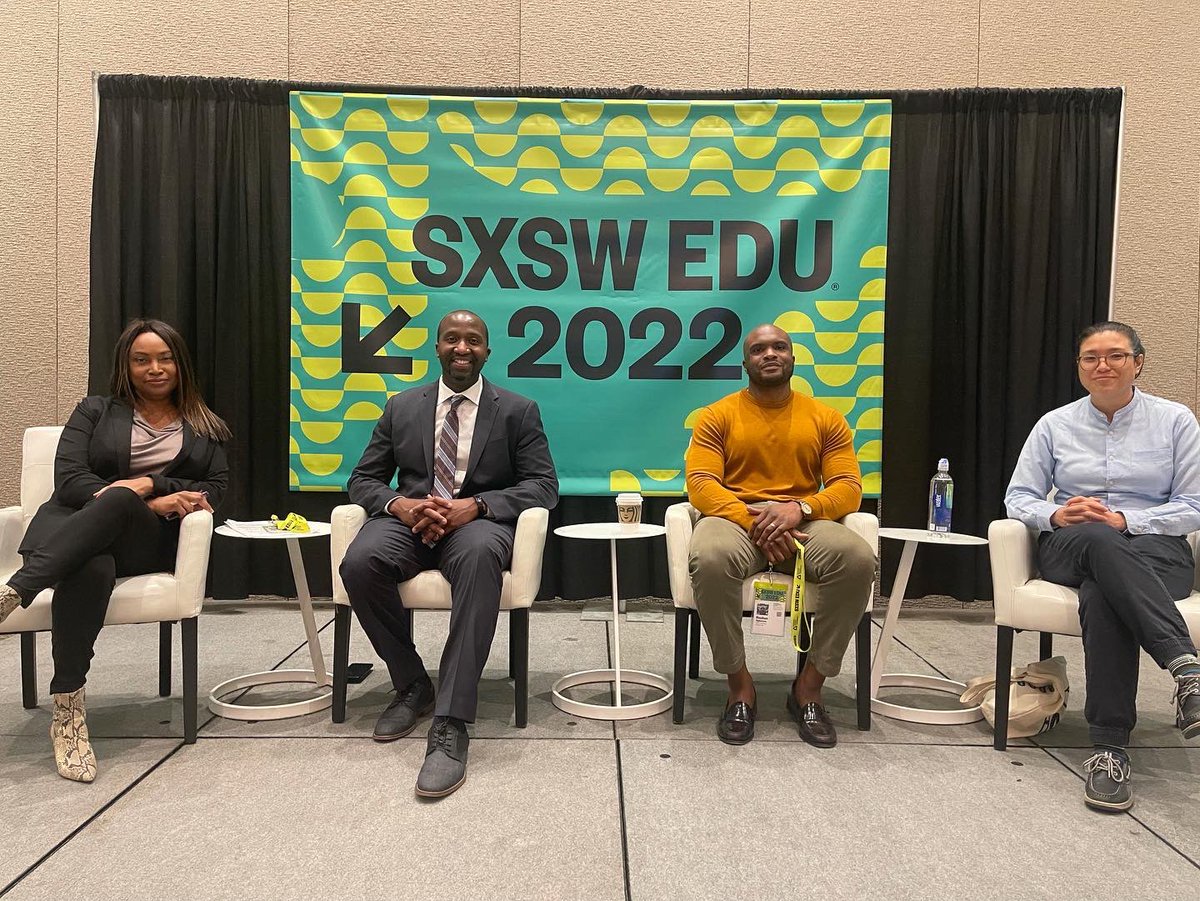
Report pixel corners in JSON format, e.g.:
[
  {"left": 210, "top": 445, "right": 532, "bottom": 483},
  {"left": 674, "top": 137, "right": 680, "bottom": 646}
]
[{"left": 340, "top": 309, "right": 558, "bottom": 798}]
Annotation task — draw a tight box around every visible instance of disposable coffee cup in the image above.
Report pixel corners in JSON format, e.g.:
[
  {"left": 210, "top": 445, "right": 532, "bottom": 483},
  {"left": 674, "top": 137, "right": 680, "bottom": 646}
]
[{"left": 615, "top": 493, "right": 643, "bottom": 529}]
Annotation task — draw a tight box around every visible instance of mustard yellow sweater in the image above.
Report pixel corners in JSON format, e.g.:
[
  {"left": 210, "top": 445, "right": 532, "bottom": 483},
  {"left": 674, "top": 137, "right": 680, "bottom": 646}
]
[{"left": 685, "top": 389, "right": 863, "bottom": 531}]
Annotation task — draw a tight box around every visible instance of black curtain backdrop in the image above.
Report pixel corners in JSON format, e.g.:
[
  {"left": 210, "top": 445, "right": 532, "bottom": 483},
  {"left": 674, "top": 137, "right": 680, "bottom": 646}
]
[{"left": 89, "top": 77, "right": 1120, "bottom": 603}]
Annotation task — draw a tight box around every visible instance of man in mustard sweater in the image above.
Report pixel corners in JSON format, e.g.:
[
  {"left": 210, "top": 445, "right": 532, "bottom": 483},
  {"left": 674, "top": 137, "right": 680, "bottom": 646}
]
[{"left": 686, "top": 323, "right": 875, "bottom": 748}]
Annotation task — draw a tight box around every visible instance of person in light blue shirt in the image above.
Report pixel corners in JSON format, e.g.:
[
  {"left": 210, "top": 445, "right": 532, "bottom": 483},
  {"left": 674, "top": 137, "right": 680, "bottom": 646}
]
[{"left": 1005, "top": 321, "right": 1200, "bottom": 812}]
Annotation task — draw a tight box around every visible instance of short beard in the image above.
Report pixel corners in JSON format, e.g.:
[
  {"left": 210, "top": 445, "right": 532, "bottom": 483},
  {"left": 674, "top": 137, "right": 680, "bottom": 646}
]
[{"left": 748, "top": 365, "right": 793, "bottom": 389}]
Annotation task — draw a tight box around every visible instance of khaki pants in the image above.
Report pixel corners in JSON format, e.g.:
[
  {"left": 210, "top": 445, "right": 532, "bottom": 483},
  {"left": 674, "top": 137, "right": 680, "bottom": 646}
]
[{"left": 688, "top": 516, "right": 875, "bottom": 677}]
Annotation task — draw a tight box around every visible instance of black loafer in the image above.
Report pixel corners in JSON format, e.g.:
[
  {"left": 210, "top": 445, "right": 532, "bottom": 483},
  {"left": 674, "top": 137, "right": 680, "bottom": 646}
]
[
  {"left": 788, "top": 687, "right": 837, "bottom": 748},
  {"left": 717, "top": 699, "right": 757, "bottom": 745},
  {"left": 373, "top": 675, "right": 435, "bottom": 741}
]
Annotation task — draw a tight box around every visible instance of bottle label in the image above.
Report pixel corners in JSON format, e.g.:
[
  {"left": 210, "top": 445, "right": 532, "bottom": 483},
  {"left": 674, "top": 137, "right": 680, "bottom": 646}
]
[{"left": 930, "top": 484, "right": 953, "bottom": 532}]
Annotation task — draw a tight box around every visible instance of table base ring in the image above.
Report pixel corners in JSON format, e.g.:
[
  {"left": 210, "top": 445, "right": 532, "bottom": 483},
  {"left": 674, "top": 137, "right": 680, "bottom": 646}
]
[
  {"left": 551, "top": 669, "right": 673, "bottom": 721},
  {"left": 871, "top": 673, "right": 984, "bottom": 725},
  {"left": 208, "top": 669, "right": 333, "bottom": 721}
]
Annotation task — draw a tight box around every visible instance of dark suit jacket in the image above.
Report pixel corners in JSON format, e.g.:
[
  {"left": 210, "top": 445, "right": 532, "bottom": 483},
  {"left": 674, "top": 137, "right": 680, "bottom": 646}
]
[
  {"left": 20, "top": 395, "right": 229, "bottom": 554},
  {"left": 347, "top": 377, "right": 558, "bottom": 522}
]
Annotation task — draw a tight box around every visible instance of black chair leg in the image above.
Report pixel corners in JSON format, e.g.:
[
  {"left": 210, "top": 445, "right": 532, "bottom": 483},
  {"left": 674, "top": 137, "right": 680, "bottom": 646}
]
[
  {"left": 994, "top": 626, "right": 1015, "bottom": 751},
  {"left": 687, "top": 610, "right": 701, "bottom": 679},
  {"left": 512, "top": 608, "right": 529, "bottom": 728},
  {"left": 158, "top": 622, "right": 173, "bottom": 697},
  {"left": 1040, "top": 632, "right": 1053, "bottom": 661},
  {"left": 181, "top": 617, "right": 197, "bottom": 744},
  {"left": 673, "top": 609, "right": 689, "bottom": 724},
  {"left": 21, "top": 632, "right": 37, "bottom": 709},
  {"left": 856, "top": 612, "right": 872, "bottom": 731},
  {"left": 332, "top": 604, "right": 351, "bottom": 724},
  {"left": 509, "top": 618, "right": 518, "bottom": 681}
]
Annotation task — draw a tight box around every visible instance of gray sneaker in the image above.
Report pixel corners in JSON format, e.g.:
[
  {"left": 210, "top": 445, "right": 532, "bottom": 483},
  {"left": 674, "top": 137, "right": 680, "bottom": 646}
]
[
  {"left": 1173, "top": 674, "right": 1200, "bottom": 740},
  {"left": 1082, "top": 749, "right": 1132, "bottom": 812},
  {"left": 0, "top": 584, "right": 23, "bottom": 626},
  {"left": 415, "top": 716, "right": 469, "bottom": 798}
]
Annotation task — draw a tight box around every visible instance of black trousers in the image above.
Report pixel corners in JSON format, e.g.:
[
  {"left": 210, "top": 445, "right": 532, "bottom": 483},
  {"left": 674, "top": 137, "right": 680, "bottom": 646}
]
[
  {"left": 1037, "top": 522, "right": 1196, "bottom": 746},
  {"left": 9, "top": 488, "right": 173, "bottom": 694},
  {"left": 339, "top": 515, "right": 515, "bottom": 722}
]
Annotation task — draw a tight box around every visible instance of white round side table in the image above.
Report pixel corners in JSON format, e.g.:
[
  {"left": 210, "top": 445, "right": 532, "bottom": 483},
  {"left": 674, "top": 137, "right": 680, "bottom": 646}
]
[
  {"left": 552, "top": 522, "right": 672, "bottom": 721},
  {"left": 209, "top": 521, "right": 333, "bottom": 720},
  {"left": 873, "top": 527, "right": 989, "bottom": 725}
]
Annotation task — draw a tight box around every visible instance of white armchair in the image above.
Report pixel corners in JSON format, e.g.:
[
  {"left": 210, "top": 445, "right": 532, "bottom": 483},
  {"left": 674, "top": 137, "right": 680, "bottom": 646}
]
[
  {"left": 987, "top": 518, "right": 1200, "bottom": 750},
  {"left": 329, "top": 503, "right": 549, "bottom": 727},
  {"left": 665, "top": 503, "right": 878, "bottom": 729},
  {"left": 0, "top": 426, "right": 213, "bottom": 743}
]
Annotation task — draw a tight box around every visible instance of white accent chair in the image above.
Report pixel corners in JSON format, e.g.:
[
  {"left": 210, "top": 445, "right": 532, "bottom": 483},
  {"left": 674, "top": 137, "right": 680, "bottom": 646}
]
[
  {"left": 0, "top": 426, "right": 214, "bottom": 743},
  {"left": 329, "top": 503, "right": 550, "bottom": 727},
  {"left": 987, "top": 518, "right": 1200, "bottom": 751},
  {"left": 664, "top": 503, "right": 877, "bottom": 729}
]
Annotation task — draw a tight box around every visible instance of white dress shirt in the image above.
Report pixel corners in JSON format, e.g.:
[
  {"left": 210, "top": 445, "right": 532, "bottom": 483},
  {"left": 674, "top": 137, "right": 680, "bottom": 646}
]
[
  {"left": 385, "top": 378, "right": 484, "bottom": 517},
  {"left": 434, "top": 376, "right": 483, "bottom": 495},
  {"left": 1004, "top": 388, "right": 1200, "bottom": 535}
]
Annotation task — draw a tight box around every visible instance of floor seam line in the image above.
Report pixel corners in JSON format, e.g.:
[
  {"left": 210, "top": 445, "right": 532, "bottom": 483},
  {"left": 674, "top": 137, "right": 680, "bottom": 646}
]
[
  {"left": 615, "top": 739, "right": 634, "bottom": 901},
  {"left": 1040, "top": 745, "right": 1200, "bottom": 871},
  {"left": 0, "top": 740, "right": 186, "bottom": 897},
  {"left": 869, "top": 613, "right": 954, "bottom": 681}
]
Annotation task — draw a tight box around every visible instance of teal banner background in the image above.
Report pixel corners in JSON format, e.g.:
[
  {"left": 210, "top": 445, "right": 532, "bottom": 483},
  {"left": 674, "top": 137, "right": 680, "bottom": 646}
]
[{"left": 290, "top": 93, "right": 891, "bottom": 496}]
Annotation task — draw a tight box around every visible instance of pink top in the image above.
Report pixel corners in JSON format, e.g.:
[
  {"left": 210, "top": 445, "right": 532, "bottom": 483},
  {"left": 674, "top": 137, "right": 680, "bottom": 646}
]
[{"left": 129, "top": 412, "right": 183, "bottom": 478}]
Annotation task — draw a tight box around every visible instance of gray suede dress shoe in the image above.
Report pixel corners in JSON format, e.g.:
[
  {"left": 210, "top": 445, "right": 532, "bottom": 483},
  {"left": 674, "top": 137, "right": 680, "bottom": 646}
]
[
  {"left": 416, "top": 716, "right": 469, "bottom": 798},
  {"left": 373, "top": 675, "right": 435, "bottom": 741}
]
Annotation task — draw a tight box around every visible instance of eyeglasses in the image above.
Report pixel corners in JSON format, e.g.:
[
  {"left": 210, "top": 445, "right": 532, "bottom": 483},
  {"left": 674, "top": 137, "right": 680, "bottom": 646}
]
[{"left": 1077, "top": 352, "right": 1138, "bottom": 369}]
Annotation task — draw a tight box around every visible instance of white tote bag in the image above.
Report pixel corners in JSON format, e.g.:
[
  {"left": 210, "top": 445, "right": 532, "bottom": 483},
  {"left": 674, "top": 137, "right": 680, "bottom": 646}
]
[{"left": 960, "top": 656, "right": 1069, "bottom": 739}]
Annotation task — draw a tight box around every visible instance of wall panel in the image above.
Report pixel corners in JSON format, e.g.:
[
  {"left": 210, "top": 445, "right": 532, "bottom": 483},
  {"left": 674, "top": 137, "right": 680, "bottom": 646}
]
[
  {"left": 750, "top": 0, "right": 978, "bottom": 89},
  {"left": 290, "top": 0, "right": 520, "bottom": 85},
  {"left": 520, "top": 0, "right": 749, "bottom": 89}
]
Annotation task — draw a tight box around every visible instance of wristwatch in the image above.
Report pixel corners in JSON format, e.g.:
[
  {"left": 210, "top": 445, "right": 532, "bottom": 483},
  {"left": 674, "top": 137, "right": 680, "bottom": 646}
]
[
  {"left": 798, "top": 501, "right": 813, "bottom": 518},
  {"left": 474, "top": 496, "right": 491, "bottom": 520}
]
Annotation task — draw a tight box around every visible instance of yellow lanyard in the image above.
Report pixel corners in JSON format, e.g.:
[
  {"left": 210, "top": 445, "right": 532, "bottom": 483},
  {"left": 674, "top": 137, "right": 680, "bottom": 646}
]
[{"left": 788, "top": 539, "right": 811, "bottom": 654}]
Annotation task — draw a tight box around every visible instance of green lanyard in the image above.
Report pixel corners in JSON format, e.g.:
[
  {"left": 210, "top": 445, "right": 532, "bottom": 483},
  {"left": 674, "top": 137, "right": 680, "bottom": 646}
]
[{"left": 788, "top": 539, "right": 810, "bottom": 654}]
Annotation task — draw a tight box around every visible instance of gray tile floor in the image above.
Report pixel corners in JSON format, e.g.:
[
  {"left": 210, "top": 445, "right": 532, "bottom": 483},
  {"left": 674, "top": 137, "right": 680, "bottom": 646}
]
[{"left": 1, "top": 599, "right": 1198, "bottom": 899}]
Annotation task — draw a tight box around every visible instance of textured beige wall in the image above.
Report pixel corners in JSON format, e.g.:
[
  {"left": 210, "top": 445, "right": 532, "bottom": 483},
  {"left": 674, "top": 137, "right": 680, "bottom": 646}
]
[{"left": 1, "top": 1, "right": 1197, "bottom": 505}]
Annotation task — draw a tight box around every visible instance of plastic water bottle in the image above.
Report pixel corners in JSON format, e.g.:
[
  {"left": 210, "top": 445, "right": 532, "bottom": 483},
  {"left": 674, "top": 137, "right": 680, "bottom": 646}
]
[{"left": 928, "top": 458, "right": 953, "bottom": 533}]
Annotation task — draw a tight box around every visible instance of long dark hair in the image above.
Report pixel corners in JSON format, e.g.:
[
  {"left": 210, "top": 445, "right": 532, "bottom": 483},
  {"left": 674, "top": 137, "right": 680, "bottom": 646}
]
[{"left": 110, "top": 319, "right": 232, "bottom": 441}]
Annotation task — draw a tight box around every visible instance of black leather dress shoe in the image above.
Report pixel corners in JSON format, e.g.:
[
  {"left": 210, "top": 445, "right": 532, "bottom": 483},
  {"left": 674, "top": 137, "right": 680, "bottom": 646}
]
[
  {"left": 717, "top": 699, "right": 757, "bottom": 745},
  {"left": 373, "top": 675, "right": 435, "bottom": 741},
  {"left": 787, "top": 689, "right": 837, "bottom": 748}
]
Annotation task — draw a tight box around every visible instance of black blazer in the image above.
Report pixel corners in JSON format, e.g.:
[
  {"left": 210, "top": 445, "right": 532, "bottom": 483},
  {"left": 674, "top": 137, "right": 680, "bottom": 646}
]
[
  {"left": 20, "top": 396, "right": 229, "bottom": 554},
  {"left": 347, "top": 377, "right": 558, "bottom": 523}
]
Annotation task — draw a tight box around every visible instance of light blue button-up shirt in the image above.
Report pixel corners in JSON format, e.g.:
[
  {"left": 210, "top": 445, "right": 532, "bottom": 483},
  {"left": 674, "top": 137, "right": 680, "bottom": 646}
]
[{"left": 1004, "top": 389, "right": 1200, "bottom": 535}]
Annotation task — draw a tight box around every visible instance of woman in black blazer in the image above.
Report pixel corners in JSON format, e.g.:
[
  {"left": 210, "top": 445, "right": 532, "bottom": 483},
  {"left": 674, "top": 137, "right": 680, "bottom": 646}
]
[{"left": 0, "top": 319, "right": 229, "bottom": 782}]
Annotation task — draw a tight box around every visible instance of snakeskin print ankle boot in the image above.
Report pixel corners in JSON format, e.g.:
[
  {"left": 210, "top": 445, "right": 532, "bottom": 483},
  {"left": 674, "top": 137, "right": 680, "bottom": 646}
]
[{"left": 51, "top": 688, "right": 97, "bottom": 783}]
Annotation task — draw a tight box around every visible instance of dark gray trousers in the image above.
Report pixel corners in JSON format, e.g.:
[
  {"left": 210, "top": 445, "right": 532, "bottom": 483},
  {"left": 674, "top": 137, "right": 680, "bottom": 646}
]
[
  {"left": 1037, "top": 522, "right": 1196, "bottom": 746},
  {"left": 339, "top": 515, "right": 514, "bottom": 722}
]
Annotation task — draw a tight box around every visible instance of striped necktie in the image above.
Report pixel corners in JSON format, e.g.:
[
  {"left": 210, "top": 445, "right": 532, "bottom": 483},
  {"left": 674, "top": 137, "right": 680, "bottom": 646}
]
[{"left": 432, "top": 394, "right": 466, "bottom": 501}]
